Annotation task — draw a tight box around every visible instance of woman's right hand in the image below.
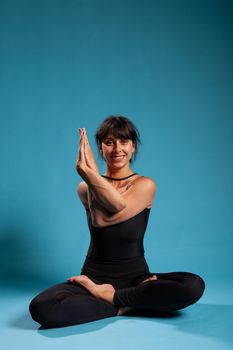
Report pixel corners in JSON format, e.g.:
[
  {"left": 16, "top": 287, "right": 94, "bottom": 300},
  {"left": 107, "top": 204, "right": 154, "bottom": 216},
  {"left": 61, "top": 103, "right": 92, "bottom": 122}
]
[
  {"left": 76, "top": 128, "right": 86, "bottom": 175},
  {"left": 76, "top": 128, "right": 99, "bottom": 181}
]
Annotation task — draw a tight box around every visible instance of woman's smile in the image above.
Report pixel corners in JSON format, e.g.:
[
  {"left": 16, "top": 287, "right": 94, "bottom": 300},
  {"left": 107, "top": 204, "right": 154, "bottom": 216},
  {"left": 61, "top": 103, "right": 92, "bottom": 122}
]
[{"left": 111, "top": 155, "right": 125, "bottom": 161}]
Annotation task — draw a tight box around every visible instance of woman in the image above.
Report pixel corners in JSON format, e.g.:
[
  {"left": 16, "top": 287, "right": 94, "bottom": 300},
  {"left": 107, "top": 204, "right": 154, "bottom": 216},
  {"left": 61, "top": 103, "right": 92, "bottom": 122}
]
[{"left": 29, "top": 115, "right": 205, "bottom": 328}]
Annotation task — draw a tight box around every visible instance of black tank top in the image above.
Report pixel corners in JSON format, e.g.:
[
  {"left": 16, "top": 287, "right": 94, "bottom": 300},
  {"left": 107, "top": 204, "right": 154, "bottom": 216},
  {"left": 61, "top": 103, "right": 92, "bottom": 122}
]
[
  {"left": 80, "top": 208, "right": 151, "bottom": 280},
  {"left": 85, "top": 207, "right": 151, "bottom": 260}
]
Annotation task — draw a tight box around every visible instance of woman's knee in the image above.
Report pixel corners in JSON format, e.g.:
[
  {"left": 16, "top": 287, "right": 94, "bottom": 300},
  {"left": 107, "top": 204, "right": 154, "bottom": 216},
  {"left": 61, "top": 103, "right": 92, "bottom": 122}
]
[
  {"left": 186, "top": 274, "right": 206, "bottom": 303},
  {"left": 144, "top": 273, "right": 205, "bottom": 303},
  {"left": 29, "top": 294, "right": 56, "bottom": 327},
  {"left": 29, "top": 295, "right": 45, "bottom": 324}
]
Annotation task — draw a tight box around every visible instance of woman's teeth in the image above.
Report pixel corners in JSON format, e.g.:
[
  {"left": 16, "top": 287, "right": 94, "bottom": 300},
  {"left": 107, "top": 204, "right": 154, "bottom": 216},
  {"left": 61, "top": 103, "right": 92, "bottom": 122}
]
[{"left": 112, "top": 156, "right": 124, "bottom": 160}]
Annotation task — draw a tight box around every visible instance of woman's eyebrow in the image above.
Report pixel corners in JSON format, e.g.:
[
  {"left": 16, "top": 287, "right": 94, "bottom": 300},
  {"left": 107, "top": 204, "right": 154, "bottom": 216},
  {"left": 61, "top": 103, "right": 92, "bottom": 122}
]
[{"left": 105, "top": 137, "right": 116, "bottom": 140}]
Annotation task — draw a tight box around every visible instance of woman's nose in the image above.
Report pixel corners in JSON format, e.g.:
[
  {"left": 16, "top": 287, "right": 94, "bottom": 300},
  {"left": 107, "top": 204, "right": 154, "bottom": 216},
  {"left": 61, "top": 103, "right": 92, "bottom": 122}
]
[{"left": 114, "top": 142, "right": 122, "bottom": 151}]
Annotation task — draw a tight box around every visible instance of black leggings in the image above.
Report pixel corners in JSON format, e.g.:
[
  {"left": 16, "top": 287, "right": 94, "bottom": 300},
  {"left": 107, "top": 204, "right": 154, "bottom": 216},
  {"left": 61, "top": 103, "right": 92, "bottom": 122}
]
[{"left": 29, "top": 271, "right": 205, "bottom": 328}]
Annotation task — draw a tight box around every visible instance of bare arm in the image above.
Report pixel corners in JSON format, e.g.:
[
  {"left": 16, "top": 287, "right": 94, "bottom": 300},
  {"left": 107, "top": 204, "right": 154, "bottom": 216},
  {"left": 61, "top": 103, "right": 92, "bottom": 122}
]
[
  {"left": 76, "top": 128, "right": 126, "bottom": 214},
  {"left": 76, "top": 129, "right": 156, "bottom": 227},
  {"left": 94, "top": 177, "right": 156, "bottom": 226},
  {"left": 81, "top": 167, "right": 126, "bottom": 214},
  {"left": 77, "top": 175, "right": 156, "bottom": 227}
]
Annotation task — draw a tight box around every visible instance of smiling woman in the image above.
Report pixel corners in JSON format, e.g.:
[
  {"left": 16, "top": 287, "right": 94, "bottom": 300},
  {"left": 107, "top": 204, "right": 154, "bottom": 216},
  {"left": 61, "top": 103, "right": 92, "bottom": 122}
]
[
  {"left": 95, "top": 115, "right": 141, "bottom": 167},
  {"left": 28, "top": 115, "right": 205, "bottom": 328},
  {"left": 102, "top": 136, "right": 132, "bottom": 165}
]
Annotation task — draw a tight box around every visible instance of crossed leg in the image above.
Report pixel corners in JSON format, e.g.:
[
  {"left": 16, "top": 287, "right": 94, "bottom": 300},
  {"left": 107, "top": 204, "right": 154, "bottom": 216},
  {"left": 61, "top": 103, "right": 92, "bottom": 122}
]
[
  {"left": 67, "top": 274, "right": 157, "bottom": 315},
  {"left": 114, "top": 272, "right": 205, "bottom": 312},
  {"left": 70, "top": 271, "right": 205, "bottom": 313},
  {"left": 29, "top": 280, "right": 118, "bottom": 328},
  {"left": 29, "top": 272, "right": 205, "bottom": 328}
]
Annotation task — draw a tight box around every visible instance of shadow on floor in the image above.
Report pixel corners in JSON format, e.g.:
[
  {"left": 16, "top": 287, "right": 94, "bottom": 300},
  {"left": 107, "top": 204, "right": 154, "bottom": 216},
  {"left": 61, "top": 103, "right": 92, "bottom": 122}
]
[
  {"left": 12, "top": 302, "right": 233, "bottom": 346},
  {"left": 12, "top": 314, "right": 39, "bottom": 330}
]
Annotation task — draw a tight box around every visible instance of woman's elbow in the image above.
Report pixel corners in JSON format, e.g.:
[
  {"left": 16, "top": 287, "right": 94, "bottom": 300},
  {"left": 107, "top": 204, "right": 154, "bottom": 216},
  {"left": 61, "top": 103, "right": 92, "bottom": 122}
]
[
  {"left": 107, "top": 200, "right": 126, "bottom": 214},
  {"left": 115, "top": 201, "right": 126, "bottom": 213}
]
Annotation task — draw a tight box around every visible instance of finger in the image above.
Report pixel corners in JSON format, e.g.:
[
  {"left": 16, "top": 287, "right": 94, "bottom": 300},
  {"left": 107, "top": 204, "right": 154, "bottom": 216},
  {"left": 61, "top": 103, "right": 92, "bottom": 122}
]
[
  {"left": 77, "top": 130, "right": 83, "bottom": 161},
  {"left": 68, "top": 279, "right": 75, "bottom": 284},
  {"left": 68, "top": 277, "right": 80, "bottom": 284},
  {"left": 82, "top": 131, "right": 89, "bottom": 159},
  {"left": 83, "top": 132, "right": 91, "bottom": 166},
  {"left": 76, "top": 142, "right": 81, "bottom": 164},
  {"left": 79, "top": 128, "right": 85, "bottom": 135},
  {"left": 79, "top": 128, "right": 84, "bottom": 142},
  {"left": 84, "top": 129, "right": 89, "bottom": 145},
  {"left": 78, "top": 129, "right": 83, "bottom": 143},
  {"left": 82, "top": 129, "right": 86, "bottom": 151},
  {"left": 67, "top": 276, "right": 77, "bottom": 281},
  {"left": 77, "top": 129, "right": 85, "bottom": 164},
  {"left": 82, "top": 129, "right": 87, "bottom": 145},
  {"left": 80, "top": 130, "right": 87, "bottom": 164},
  {"left": 83, "top": 129, "right": 88, "bottom": 146}
]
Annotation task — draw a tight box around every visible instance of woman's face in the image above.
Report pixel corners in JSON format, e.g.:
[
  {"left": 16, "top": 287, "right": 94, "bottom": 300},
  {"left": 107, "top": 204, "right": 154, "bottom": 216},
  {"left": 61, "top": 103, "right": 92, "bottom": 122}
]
[{"left": 100, "top": 134, "right": 135, "bottom": 166}]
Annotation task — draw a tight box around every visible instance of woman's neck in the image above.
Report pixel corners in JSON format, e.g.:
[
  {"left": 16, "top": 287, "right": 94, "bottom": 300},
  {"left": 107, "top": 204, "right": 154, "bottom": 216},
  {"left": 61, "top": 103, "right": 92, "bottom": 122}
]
[{"left": 103, "top": 168, "right": 135, "bottom": 179}]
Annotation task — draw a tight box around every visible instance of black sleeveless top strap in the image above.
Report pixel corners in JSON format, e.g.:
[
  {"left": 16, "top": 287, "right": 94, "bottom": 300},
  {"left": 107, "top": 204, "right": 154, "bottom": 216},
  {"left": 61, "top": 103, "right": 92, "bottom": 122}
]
[{"left": 101, "top": 173, "right": 138, "bottom": 181}]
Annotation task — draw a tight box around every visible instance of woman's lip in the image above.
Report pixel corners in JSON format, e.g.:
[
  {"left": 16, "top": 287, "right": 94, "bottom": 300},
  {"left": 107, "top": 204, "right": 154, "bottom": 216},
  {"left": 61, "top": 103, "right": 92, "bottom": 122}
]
[{"left": 111, "top": 156, "right": 125, "bottom": 161}]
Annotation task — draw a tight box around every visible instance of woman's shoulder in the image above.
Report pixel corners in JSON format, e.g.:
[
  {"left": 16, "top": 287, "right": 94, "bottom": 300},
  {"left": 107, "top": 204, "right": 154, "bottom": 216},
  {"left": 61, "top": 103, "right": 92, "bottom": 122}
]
[
  {"left": 133, "top": 174, "right": 157, "bottom": 188},
  {"left": 126, "top": 174, "right": 156, "bottom": 201}
]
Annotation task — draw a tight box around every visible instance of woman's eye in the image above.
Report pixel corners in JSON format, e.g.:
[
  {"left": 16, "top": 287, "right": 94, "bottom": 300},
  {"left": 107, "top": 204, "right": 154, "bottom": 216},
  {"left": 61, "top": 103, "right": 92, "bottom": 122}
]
[{"left": 105, "top": 139, "right": 128, "bottom": 145}]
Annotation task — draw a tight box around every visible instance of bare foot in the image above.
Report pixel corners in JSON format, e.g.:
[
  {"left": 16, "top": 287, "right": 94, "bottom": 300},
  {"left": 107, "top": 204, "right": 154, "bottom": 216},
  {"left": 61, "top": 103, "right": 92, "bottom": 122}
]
[
  {"left": 140, "top": 274, "right": 157, "bottom": 284},
  {"left": 67, "top": 275, "right": 115, "bottom": 304}
]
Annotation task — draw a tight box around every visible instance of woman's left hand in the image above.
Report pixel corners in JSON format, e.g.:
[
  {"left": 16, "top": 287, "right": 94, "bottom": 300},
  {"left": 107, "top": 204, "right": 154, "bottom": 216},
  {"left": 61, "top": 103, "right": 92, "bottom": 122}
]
[{"left": 76, "top": 128, "right": 99, "bottom": 174}]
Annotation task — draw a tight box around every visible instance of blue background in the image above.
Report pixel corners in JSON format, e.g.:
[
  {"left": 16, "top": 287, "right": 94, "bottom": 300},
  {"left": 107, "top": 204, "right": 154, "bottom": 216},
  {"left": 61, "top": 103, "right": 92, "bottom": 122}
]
[{"left": 0, "top": 0, "right": 232, "bottom": 290}]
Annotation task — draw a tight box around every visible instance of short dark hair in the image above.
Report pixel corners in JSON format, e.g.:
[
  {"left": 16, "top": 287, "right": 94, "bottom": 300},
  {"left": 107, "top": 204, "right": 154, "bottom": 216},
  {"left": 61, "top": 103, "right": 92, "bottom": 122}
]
[{"left": 95, "top": 115, "right": 141, "bottom": 164}]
